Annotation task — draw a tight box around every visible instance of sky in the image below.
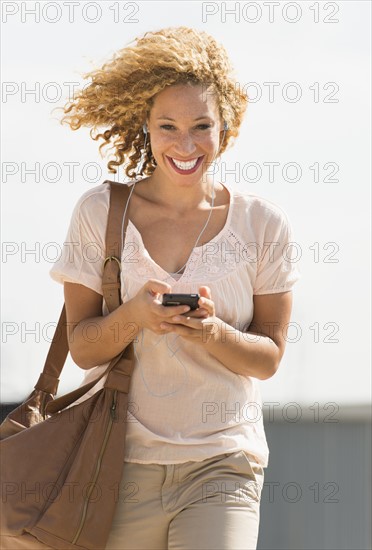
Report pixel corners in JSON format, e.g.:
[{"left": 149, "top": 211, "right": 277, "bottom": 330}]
[{"left": 1, "top": 1, "right": 371, "bottom": 412}]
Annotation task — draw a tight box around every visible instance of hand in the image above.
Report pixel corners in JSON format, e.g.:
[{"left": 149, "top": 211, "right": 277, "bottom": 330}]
[
  {"left": 129, "top": 279, "right": 193, "bottom": 335},
  {"left": 159, "top": 286, "right": 220, "bottom": 344}
]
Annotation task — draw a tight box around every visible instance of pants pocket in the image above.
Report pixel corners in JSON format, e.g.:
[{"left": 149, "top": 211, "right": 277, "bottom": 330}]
[{"left": 228, "top": 450, "right": 264, "bottom": 503}]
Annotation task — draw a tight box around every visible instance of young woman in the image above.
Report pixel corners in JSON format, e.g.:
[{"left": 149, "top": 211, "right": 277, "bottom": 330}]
[{"left": 50, "top": 26, "right": 301, "bottom": 550}]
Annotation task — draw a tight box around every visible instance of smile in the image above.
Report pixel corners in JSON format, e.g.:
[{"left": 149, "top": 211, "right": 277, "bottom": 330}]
[{"left": 166, "top": 155, "right": 204, "bottom": 174}]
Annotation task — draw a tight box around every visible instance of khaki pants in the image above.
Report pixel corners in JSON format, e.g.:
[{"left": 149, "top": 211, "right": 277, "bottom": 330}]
[{"left": 105, "top": 450, "right": 264, "bottom": 550}]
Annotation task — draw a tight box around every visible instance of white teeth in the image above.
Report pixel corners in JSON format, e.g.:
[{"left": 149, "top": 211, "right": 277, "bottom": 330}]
[{"left": 172, "top": 157, "right": 199, "bottom": 170}]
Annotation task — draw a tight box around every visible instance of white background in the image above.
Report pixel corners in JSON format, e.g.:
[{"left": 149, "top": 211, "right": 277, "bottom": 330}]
[{"left": 1, "top": 1, "right": 371, "bottom": 413}]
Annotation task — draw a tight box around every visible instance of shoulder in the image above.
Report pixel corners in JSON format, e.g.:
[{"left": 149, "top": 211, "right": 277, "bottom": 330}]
[
  {"left": 231, "top": 188, "right": 294, "bottom": 239},
  {"left": 72, "top": 180, "right": 135, "bottom": 220},
  {"left": 73, "top": 181, "right": 111, "bottom": 217},
  {"left": 234, "top": 189, "right": 291, "bottom": 222}
]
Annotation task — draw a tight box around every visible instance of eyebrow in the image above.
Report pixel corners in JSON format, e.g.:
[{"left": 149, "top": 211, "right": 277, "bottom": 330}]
[{"left": 156, "top": 116, "right": 212, "bottom": 121}]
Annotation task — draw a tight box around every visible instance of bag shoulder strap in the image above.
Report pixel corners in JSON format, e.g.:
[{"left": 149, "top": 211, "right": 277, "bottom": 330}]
[
  {"left": 34, "top": 180, "right": 133, "bottom": 397},
  {"left": 102, "top": 180, "right": 131, "bottom": 312}
]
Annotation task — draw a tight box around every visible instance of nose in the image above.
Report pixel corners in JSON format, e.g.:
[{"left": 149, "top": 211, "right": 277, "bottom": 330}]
[{"left": 173, "top": 131, "right": 197, "bottom": 157}]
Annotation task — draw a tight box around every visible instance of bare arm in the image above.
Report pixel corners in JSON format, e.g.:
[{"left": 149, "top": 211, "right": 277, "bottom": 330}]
[
  {"left": 64, "top": 282, "right": 140, "bottom": 369},
  {"left": 201, "top": 291, "right": 294, "bottom": 380}
]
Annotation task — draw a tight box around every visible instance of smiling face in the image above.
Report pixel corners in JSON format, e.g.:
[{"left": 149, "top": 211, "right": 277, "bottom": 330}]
[{"left": 147, "top": 83, "right": 223, "bottom": 187}]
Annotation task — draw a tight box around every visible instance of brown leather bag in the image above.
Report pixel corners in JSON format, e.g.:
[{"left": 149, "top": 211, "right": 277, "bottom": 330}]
[{"left": 0, "top": 181, "right": 135, "bottom": 550}]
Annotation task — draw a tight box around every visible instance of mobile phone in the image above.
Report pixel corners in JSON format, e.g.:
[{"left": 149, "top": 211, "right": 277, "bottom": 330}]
[{"left": 162, "top": 293, "right": 200, "bottom": 311}]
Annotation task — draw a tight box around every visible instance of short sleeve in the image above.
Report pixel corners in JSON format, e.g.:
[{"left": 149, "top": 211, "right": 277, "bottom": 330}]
[
  {"left": 253, "top": 205, "right": 301, "bottom": 295},
  {"left": 49, "top": 184, "right": 110, "bottom": 295}
]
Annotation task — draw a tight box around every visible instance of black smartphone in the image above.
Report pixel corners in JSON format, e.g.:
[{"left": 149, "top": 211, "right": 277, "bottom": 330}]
[{"left": 162, "top": 293, "right": 200, "bottom": 310}]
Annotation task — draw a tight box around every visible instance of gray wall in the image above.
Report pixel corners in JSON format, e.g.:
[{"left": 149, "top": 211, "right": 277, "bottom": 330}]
[{"left": 258, "top": 407, "right": 371, "bottom": 550}]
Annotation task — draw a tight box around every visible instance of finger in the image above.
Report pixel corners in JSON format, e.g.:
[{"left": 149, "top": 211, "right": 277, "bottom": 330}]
[
  {"left": 165, "top": 315, "right": 201, "bottom": 328},
  {"left": 198, "top": 287, "right": 214, "bottom": 310},
  {"left": 159, "top": 304, "right": 191, "bottom": 318},
  {"left": 199, "top": 286, "right": 212, "bottom": 299},
  {"left": 197, "top": 297, "right": 214, "bottom": 315},
  {"left": 145, "top": 279, "right": 172, "bottom": 299},
  {"left": 185, "top": 308, "right": 208, "bottom": 318}
]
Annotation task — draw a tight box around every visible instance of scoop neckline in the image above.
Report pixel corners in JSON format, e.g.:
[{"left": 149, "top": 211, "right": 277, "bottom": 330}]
[{"left": 125, "top": 181, "right": 234, "bottom": 280}]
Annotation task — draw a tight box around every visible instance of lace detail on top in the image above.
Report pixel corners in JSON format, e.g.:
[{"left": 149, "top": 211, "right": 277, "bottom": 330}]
[
  {"left": 122, "top": 185, "right": 243, "bottom": 284},
  {"left": 122, "top": 218, "right": 252, "bottom": 285}
]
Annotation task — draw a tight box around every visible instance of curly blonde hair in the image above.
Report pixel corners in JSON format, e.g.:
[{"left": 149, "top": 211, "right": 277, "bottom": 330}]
[{"left": 61, "top": 26, "right": 248, "bottom": 177}]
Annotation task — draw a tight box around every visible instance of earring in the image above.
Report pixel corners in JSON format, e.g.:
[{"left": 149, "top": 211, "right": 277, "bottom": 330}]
[
  {"left": 142, "top": 124, "right": 148, "bottom": 151},
  {"left": 220, "top": 121, "right": 228, "bottom": 148}
]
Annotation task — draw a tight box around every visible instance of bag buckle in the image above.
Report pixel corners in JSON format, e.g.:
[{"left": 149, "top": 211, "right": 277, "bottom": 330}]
[{"left": 103, "top": 256, "right": 121, "bottom": 270}]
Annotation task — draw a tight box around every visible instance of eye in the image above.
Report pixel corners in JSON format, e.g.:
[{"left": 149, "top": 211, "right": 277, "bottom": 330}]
[{"left": 159, "top": 124, "right": 212, "bottom": 131}]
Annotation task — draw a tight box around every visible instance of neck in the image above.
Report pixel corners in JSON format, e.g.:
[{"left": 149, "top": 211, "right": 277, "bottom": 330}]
[{"left": 143, "top": 172, "right": 217, "bottom": 215}]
